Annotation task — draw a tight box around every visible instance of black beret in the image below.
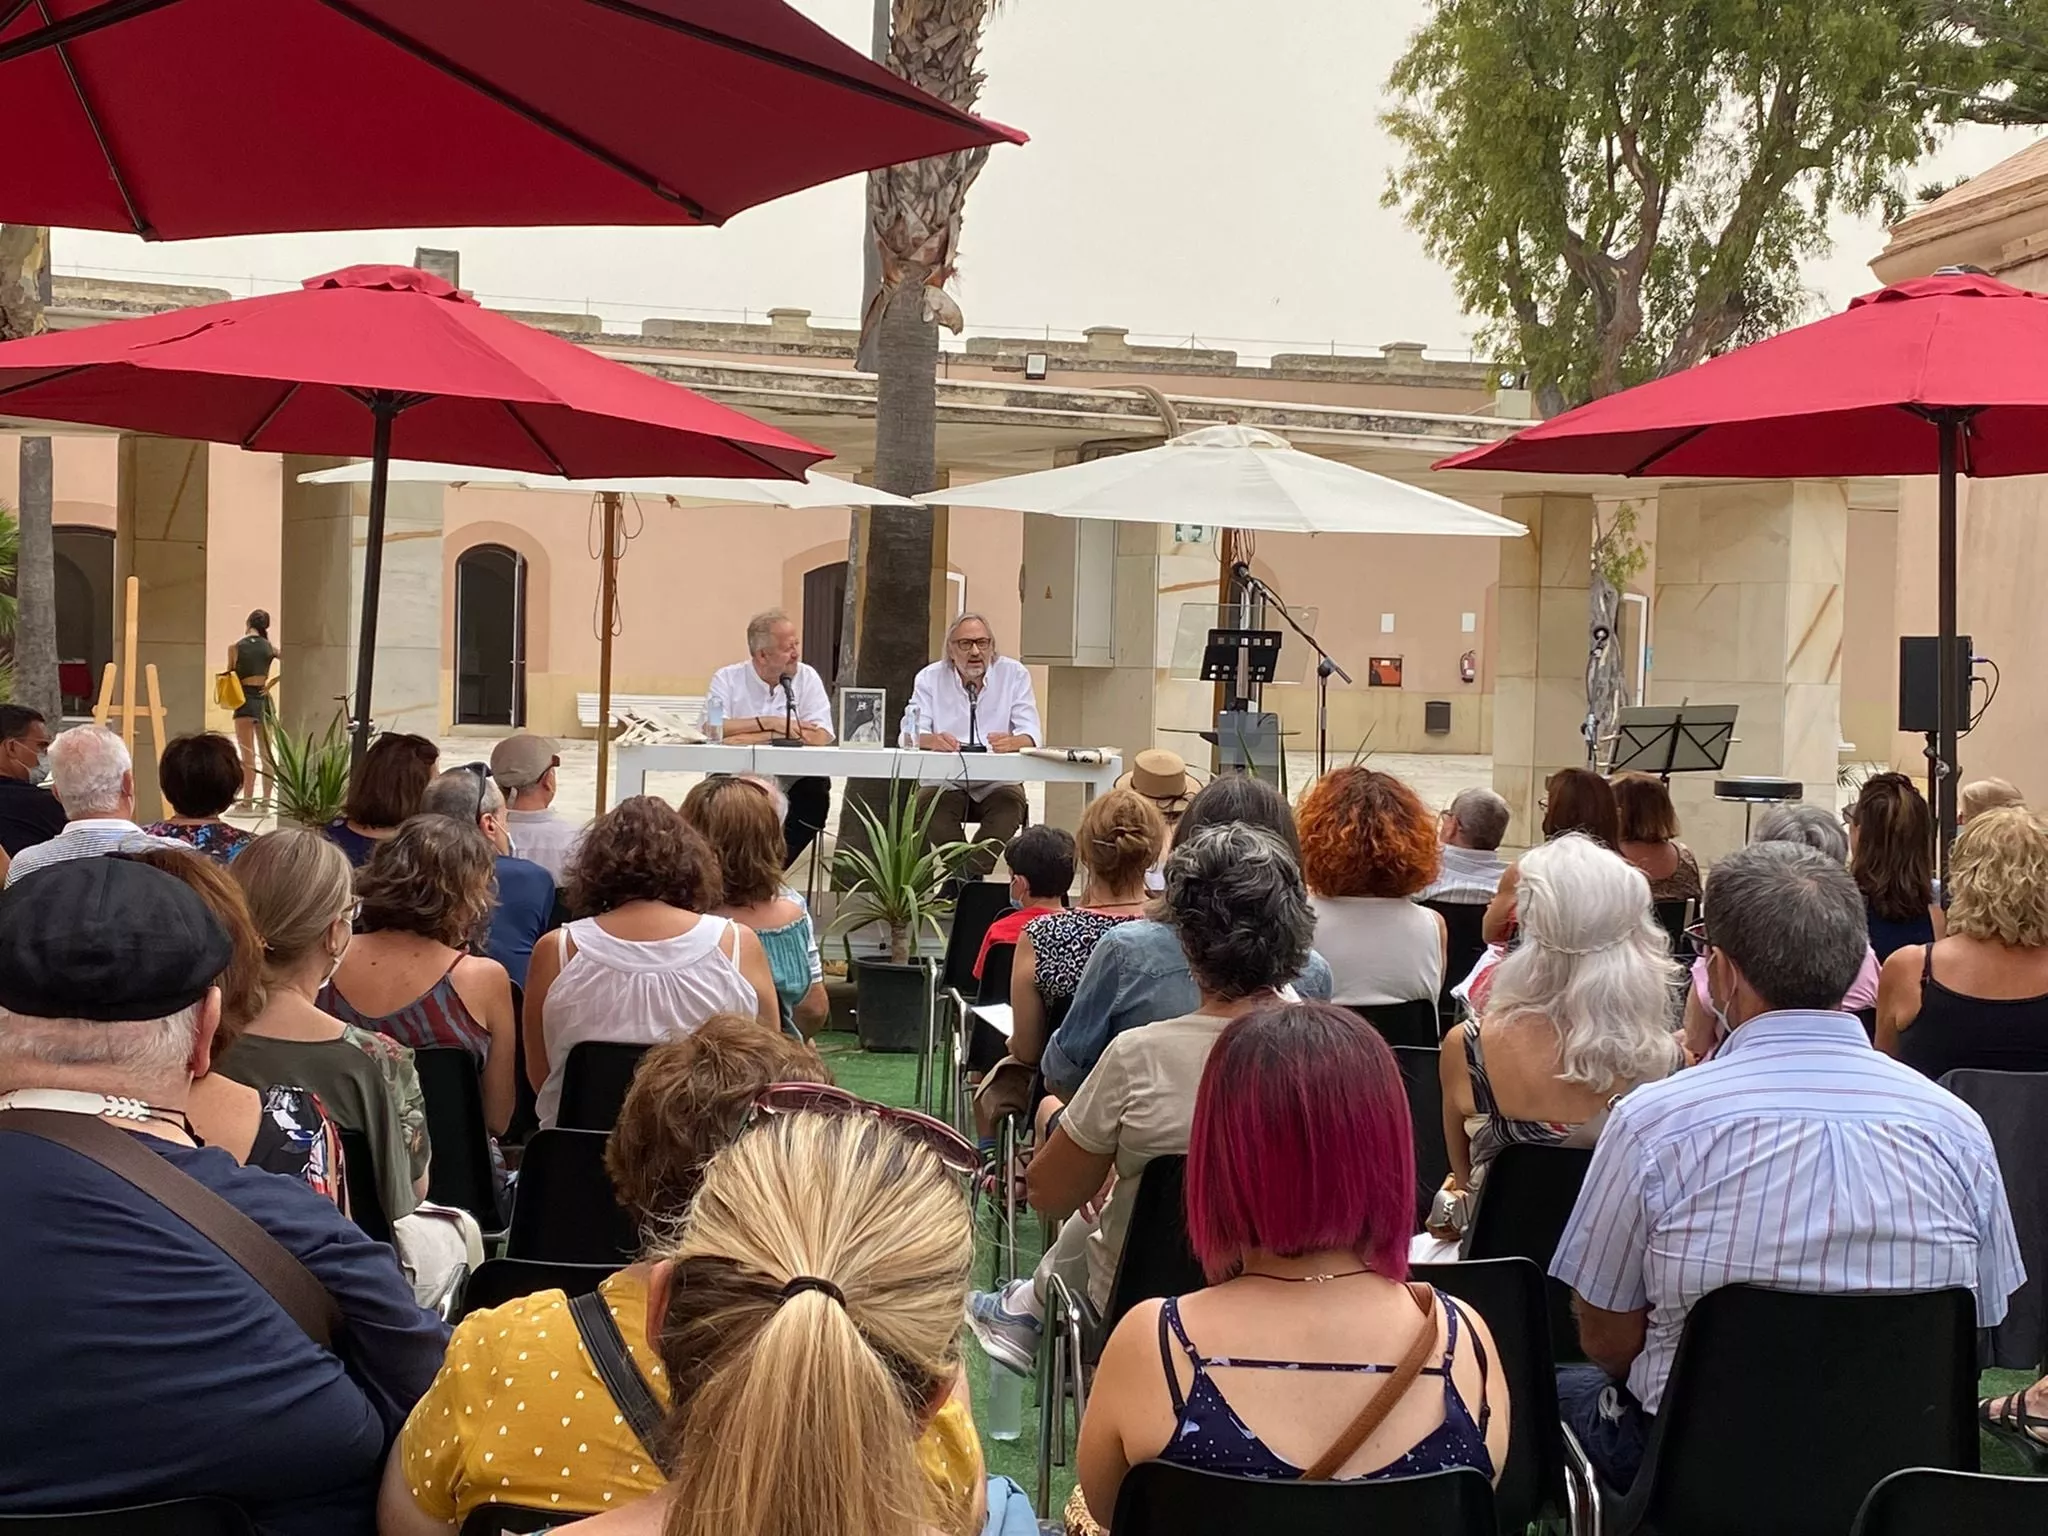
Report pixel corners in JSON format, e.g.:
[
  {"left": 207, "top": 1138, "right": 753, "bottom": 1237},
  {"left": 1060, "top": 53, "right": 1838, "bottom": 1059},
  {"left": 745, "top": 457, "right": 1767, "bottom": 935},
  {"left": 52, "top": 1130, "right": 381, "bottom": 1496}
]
[{"left": 0, "top": 857, "right": 233, "bottom": 1022}]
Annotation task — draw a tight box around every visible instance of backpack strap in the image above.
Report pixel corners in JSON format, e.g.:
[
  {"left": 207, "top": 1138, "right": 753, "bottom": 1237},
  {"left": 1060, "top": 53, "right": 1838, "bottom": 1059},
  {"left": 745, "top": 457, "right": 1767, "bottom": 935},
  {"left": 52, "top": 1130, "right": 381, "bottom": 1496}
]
[
  {"left": 1301, "top": 1284, "right": 1439, "bottom": 1481},
  {"left": 0, "top": 1108, "right": 343, "bottom": 1348},
  {"left": 569, "top": 1288, "right": 675, "bottom": 1476}
]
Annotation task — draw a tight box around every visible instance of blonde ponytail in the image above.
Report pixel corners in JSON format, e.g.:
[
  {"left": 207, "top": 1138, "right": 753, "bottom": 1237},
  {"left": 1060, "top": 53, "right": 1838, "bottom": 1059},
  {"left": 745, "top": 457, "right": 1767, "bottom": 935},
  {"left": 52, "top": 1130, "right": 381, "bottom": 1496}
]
[{"left": 654, "top": 1113, "right": 975, "bottom": 1536}]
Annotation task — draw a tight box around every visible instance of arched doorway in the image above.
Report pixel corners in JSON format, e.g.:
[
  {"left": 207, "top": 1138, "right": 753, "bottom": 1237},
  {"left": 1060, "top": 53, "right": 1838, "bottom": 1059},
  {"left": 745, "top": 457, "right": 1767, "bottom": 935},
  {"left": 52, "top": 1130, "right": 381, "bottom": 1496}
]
[
  {"left": 53, "top": 526, "right": 113, "bottom": 715},
  {"left": 455, "top": 544, "right": 525, "bottom": 726},
  {"left": 802, "top": 560, "right": 847, "bottom": 690}
]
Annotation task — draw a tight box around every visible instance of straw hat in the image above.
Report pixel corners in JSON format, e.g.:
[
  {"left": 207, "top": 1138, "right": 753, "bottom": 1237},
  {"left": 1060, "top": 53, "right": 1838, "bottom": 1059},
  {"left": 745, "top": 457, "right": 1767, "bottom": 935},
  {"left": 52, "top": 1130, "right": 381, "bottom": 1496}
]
[{"left": 1115, "top": 748, "right": 1202, "bottom": 815}]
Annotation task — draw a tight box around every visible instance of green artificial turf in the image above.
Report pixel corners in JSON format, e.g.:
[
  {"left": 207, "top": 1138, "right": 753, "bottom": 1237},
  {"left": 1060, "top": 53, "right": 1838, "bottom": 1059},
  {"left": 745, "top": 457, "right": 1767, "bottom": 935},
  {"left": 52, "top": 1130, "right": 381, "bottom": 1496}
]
[{"left": 817, "top": 1031, "right": 2041, "bottom": 1520}]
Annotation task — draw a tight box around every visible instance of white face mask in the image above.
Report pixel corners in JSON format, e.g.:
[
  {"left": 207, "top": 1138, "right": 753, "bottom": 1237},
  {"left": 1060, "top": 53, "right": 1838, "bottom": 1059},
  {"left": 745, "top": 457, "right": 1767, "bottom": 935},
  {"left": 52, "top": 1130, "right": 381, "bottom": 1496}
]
[
  {"left": 1705, "top": 952, "right": 1734, "bottom": 1043},
  {"left": 323, "top": 918, "right": 352, "bottom": 985}
]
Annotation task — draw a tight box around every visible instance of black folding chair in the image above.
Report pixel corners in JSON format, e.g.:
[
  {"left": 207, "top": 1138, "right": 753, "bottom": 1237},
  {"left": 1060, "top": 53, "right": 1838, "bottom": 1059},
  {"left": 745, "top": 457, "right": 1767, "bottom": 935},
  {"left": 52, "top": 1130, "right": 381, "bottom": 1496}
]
[
  {"left": 1040, "top": 1155, "right": 1205, "bottom": 1513},
  {"left": 456, "top": 1505, "right": 559, "bottom": 1536},
  {"left": 1607, "top": 1286, "right": 1977, "bottom": 1536},
  {"left": 1460, "top": 1142, "right": 1594, "bottom": 1362},
  {"left": 504, "top": 1128, "right": 639, "bottom": 1265},
  {"left": 1939, "top": 1067, "right": 2048, "bottom": 1369},
  {"left": 1421, "top": 898, "right": 1490, "bottom": 1024},
  {"left": 1853, "top": 1467, "right": 2048, "bottom": 1534},
  {"left": 1349, "top": 998, "right": 1442, "bottom": 1049},
  {"left": 1651, "top": 898, "right": 1694, "bottom": 955},
  {"left": 337, "top": 1127, "right": 392, "bottom": 1245},
  {"left": 0, "top": 1501, "right": 257, "bottom": 1536},
  {"left": 457, "top": 1257, "right": 620, "bottom": 1319},
  {"left": 1110, "top": 1462, "right": 1495, "bottom": 1536},
  {"left": 504, "top": 980, "right": 538, "bottom": 1147},
  {"left": 1415, "top": 1256, "right": 1599, "bottom": 1536},
  {"left": 944, "top": 882, "right": 1015, "bottom": 996},
  {"left": 414, "top": 1046, "right": 506, "bottom": 1233},
  {"left": 554, "top": 1042, "right": 651, "bottom": 1132},
  {"left": 1394, "top": 1044, "right": 1449, "bottom": 1232}
]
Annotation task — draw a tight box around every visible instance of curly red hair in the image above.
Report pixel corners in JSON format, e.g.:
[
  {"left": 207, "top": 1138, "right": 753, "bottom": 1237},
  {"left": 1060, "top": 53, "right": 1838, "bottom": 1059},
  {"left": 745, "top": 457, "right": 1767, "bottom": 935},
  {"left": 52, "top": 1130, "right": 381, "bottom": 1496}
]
[{"left": 1296, "top": 767, "right": 1441, "bottom": 899}]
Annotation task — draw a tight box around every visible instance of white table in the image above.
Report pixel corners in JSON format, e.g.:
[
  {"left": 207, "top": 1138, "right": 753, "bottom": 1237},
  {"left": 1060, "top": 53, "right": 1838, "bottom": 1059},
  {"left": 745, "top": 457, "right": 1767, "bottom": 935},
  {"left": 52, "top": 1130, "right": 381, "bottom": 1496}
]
[{"left": 610, "top": 743, "right": 1123, "bottom": 807}]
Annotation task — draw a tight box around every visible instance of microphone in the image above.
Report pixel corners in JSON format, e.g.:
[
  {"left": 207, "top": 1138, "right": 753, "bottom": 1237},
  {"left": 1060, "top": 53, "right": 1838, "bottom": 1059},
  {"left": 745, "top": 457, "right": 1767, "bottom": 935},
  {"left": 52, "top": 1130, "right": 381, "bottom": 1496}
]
[
  {"left": 962, "top": 679, "right": 988, "bottom": 753},
  {"left": 777, "top": 672, "right": 799, "bottom": 745}
]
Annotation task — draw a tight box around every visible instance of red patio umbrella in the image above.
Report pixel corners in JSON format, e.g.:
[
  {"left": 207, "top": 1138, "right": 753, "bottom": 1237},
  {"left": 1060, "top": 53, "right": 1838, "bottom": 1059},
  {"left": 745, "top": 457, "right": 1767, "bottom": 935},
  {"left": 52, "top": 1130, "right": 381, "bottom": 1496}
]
[
  {"left": 1438, "top": 270, "right": 2048, "bottom": 868},
  {"left": 0, "top": 263, "right": 827, "bottom": 759},
  {"left": 0, "top": 0, "right": 1022, "bottom": 238}
]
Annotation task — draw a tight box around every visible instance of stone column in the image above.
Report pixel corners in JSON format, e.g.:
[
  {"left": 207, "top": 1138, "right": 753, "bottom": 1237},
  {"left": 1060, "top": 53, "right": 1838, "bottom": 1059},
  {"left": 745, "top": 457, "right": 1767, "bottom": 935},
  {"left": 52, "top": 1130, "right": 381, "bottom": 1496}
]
[
  {"left": 114, "top": 436, "right": 210, "bottom": 819},
  {"left": 1650, "top": 480, "right": 1848, "bottom": 862},
  {"left": 1491, "top": 494, "right": 1595, "bottom": 849},
  {"left": 278, "top": 456, "right": 444, "bottom": 741}
]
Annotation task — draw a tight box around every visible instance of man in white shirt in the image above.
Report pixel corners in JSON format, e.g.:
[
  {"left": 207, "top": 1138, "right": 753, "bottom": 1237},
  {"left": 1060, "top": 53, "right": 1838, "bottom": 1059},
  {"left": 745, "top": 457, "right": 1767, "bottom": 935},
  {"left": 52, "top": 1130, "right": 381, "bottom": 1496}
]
[
  {"left": 5, "top": 725, "right": 177, "bottom": 887},
  {"left": 1415, "top": 785, "right": 1512, "bottom": 902},
  {"left": 488, "top": 733, "right": 583, "bottom": 883},
  {"left": 904, "top": 612, "right": 1039, "bottom": 883},
  {"left": 706, "top": 608, "right": 835, "bottom": 862}
]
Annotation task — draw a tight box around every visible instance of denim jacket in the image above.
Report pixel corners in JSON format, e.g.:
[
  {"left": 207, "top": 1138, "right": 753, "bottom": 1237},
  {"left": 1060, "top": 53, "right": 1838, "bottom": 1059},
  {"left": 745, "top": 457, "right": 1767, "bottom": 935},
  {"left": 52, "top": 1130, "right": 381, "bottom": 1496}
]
[{"left": 1039, "top": 918, "right": 1334, "bottom": 1098}]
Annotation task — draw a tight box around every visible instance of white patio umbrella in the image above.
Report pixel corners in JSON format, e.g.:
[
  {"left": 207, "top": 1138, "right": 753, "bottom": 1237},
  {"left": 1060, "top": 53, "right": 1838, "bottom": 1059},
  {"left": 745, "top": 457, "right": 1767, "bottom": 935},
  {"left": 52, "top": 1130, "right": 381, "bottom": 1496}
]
[
  {"left": 920, "top": 423, "right": 1529, "bottom": 537},
  {"left": 299, "top": 459, "right": 919, "bottom": 815}
]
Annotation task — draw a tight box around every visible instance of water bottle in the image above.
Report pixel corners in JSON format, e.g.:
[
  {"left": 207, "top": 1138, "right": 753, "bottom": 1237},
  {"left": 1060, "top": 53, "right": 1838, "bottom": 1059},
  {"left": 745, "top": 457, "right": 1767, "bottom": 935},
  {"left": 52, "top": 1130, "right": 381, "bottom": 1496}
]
[
  {"left": 704, "top": 694, "right": 725, "bottom": 743},
  {"left": 900, "top": 701, "right": 921, "bottom": 751},
  {"left": 986, "top": 1361, "right": 1026, "bottom": 1441}
]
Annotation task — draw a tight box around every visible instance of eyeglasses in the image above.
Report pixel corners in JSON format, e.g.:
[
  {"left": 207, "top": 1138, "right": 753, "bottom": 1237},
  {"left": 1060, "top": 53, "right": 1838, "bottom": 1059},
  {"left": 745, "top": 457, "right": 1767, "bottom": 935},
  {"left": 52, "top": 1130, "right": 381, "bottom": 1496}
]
[
  {"left": 952, "top": 636, "right": 994, "bottom": 652},
  {"left": 749, "top": 1082, "right": 980, "bottom": 1176},
  {"left": 458, "top": 761, "right": 491, "bottom": 823},
  {"left": 1683, "top": 920, "right": 1712, "bottom": 961}
]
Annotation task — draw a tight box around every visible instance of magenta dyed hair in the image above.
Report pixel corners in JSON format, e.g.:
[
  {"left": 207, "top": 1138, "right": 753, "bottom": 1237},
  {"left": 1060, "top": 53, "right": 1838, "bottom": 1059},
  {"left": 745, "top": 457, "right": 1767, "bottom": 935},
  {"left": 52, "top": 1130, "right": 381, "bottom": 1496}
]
[{"left": 1185, "top": 1001, "right": 1415, "bottom": 1285}]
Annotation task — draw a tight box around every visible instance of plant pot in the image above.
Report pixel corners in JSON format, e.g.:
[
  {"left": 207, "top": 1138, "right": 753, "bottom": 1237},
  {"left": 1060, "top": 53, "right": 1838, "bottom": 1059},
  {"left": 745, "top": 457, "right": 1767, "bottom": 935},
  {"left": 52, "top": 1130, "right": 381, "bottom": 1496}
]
[{"left": 854, "top": 958, "right": 930, "bottom": 1054}]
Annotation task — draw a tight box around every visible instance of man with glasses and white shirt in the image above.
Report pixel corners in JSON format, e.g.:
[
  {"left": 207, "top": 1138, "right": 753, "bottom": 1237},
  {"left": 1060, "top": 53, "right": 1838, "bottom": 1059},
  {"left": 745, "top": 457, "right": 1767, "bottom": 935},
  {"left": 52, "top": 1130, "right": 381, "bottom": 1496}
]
[{"left": 904, "top": 613, "right": 1039, "bottom": 884}]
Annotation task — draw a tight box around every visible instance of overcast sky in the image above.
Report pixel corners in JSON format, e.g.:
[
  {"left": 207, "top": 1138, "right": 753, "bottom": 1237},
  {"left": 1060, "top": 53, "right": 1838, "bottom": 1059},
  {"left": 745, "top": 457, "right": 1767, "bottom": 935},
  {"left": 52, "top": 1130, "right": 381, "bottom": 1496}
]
[{"left": 49, "top": 0, "right": 2041, "bottom": 361}]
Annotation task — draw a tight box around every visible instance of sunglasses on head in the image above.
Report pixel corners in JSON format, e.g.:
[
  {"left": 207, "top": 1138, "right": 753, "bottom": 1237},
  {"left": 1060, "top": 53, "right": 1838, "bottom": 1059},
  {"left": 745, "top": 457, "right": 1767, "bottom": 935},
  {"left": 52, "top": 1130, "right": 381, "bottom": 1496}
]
[
  {"left": 457, "top": 761, "right": 491, "bottom": 823},
  {"left": 749, "top": 1082, "right": 979, "bottom": 1176}
]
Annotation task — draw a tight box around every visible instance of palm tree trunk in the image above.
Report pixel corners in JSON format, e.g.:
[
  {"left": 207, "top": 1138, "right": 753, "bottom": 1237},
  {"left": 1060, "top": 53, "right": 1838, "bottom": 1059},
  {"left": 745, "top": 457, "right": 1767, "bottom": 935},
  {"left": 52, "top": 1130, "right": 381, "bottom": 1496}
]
[{"left": 0, "top": 227, "right": 54, "bottom": 718}]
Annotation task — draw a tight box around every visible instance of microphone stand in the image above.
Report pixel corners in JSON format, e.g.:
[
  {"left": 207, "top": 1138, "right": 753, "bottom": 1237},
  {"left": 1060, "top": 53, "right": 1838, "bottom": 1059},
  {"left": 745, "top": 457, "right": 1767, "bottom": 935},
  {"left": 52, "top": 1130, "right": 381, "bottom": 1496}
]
[
  {"left": 961, "top": 682, "right": 987, "bottom": 753},
  {"left": 1233, "top": 563, "right": 1353, "bottom": 778},
  {"left": 774, "top": 674, "right": 802, "bottom": 747}
]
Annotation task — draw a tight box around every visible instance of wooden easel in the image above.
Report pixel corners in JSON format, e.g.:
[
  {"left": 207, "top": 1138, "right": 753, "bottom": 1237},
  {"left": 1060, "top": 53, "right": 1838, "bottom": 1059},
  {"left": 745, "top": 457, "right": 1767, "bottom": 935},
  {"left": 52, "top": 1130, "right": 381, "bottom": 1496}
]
[{"left": 90, "top": 575, "right": 168, "bottom": 816}]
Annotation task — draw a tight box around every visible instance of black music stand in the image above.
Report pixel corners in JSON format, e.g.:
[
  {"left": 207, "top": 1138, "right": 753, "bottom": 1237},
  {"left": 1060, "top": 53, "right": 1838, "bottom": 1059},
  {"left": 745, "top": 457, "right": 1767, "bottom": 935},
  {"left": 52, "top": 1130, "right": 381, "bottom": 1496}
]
[
  {"left": 1606, "top": 704, "right": 1738, "bottom": 783},
  {"left": 1200, "top": 629, "right": 1282, "bottom": 780}
]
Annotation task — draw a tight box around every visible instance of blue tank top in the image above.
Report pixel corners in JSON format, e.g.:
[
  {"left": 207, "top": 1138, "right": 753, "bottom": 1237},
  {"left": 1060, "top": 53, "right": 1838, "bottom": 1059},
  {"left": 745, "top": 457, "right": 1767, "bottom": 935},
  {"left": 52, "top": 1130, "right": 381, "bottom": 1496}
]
[{"left": 1153, "top": 1286, "right": 1494, "bottom": 1483}]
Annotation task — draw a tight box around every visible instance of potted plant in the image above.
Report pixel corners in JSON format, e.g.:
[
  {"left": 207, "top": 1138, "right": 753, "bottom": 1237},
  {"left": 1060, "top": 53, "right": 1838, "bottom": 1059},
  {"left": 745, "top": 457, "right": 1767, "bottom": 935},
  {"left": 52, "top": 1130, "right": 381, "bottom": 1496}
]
[
  {"left": 262, "top": 709, "right": 353, "bottom": 829},
  {"left": 832, "top": 781, "right": 996, "bottom": 1052}
]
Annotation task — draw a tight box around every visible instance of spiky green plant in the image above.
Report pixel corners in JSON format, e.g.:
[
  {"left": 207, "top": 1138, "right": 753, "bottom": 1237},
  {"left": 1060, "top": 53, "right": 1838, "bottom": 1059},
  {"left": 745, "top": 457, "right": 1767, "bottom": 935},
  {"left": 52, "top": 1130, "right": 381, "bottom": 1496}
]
[
  {"left": 263, "top": 709, "right": 353, "bottom": 828},
  {"left": 831, "top": 777, "right": 997, "bottom": 963}
]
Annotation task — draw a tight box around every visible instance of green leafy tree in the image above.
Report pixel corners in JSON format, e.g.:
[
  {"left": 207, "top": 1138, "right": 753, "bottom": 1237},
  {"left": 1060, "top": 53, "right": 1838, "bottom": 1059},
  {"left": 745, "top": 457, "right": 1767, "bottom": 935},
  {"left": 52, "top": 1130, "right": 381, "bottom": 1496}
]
[
  {"left": 1949, "top": 0, "right": 2048, "bottom": 122},
  {"left": 1385, "top": 0, "right": 1992, "bottom": 412}
]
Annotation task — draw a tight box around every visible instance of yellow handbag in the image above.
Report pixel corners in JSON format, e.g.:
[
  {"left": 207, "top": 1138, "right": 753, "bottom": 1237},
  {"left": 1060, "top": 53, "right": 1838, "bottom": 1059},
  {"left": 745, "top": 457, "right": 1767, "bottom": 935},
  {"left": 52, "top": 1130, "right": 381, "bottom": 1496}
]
[{"left": 214, "top": 671, "right": 245, "bottom": 711}]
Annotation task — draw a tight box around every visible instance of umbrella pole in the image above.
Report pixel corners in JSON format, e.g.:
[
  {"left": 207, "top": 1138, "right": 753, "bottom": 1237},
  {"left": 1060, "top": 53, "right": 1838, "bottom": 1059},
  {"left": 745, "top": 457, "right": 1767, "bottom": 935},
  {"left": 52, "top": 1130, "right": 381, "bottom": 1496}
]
[
  {"left": 349, "top": 398, "right": 399, "bottom": 768},
  {"left": 594, "top": 491, "right": 621, "bottom": 820},
  {"left": 1936, "top": 415, "right": 1962, "bottom": 884}
]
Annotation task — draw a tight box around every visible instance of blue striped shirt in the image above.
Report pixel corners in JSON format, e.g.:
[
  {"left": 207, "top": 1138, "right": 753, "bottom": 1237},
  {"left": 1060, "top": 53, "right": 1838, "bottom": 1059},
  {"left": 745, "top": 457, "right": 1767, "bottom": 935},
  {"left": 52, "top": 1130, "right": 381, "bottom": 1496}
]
[{"left": 1551, "top": 1009, "right": 2023, "bottom": 1413}]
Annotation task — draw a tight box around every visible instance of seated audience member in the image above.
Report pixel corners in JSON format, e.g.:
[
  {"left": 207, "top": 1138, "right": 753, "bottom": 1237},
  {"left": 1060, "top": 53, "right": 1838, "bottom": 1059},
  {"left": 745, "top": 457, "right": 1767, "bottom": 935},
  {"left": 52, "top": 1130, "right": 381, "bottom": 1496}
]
[
  {"left": 1848, "top": 772, "right": 1945, "bottom": 961},
  {"left": 1038, "top": 776, "right": 1334, "bottom": 1100},
  {"left": 969, "top": 822, "right": 1316, "bottom": 1371},
  {"left": 1416, "top": 786, "right": 1512, "bottom": 903},
  {"left": 527, "top": 796, "right": 778, "bottom": 1127},
  {"left": 491, "top": 731, "right": 583, "bottom": 881},
  {"left": 0, "top": 858, "right": 445, "bottom": 1534},
  {"left": 907, "top": 613, "right": 1039, "bottom": 885},
  {"left": 326, "top": 731, "right": 438, "bottom": 868},
  {"left": 123, "top": 845, "right": 343, "bottom": 1205},
  {"left": 976, "top": 824, "right": 1075, "bottom": 981},
  {"left": 143, "top": 732, "right": 255, "bottom": 863},
  {"left": 1879, "top": 806, "right": 2048, "bottom": 1076},
  {"left": 1551, "top": 841, "right": 2022, "bottom": 1493},
  {"left": 224, "top": 828, "right": 429, "bottom": 1222},
  {"left": 1428, "top": 835, "right": 1679, "bottom": 1256},
  {"left": 420, "top": 763, "right": 556, "bottom": 992},
  {"left": 682, "top": 775, "right": 828, "bottom": 1038},
  {"left": 1482, "top": 766, "right": 1620, "bottom": 944},
  {"left": 320, "top": 816, "right": 519, "bottom": 1136},
  {"left": 560, "top": 1112, "right": 993, "bottom": 1536},
  {"left": 1113, "top": 749, "right": 1202, "bottom": 871},
  {"left": 1962, "top": 776, "right": 2025, "bottom": 824},
  {"left": 1299, "top": 767, "right": 1446, "bottom": 1008},
  {"left": 1076, "top": 1002, "right": 1507, "bottom": 1525},
  {"left": 1679, "top": 802, "right": 1878, "bottom": 1049},
  {"left": 1009, "top": 788, "right": 1165, "bottom": 1066},
  {"left": 6, "top": 724, "right": 175, "bottom": 886},
  {"left": 1610, "top": 771, "right": 1701, "bottom": 906},
  {"left": 0, "top": 702, "right": 64, "bottom": 856},
  {"left": 383, "top": 1019, "right": 864, "bottom": 1530}
]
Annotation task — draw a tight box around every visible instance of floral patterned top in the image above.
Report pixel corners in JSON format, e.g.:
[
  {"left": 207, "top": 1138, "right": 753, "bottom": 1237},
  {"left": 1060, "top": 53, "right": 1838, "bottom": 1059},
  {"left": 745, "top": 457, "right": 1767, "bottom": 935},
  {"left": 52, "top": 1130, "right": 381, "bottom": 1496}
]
[
  {"left": 247, "top": 1084, "right": 345, "bottom": 1209},
  {"left": 143, "top": 819, "right": 256, "bottom": 864},
  {"left": 1024, "top": 908, "right": 1143, "bottom": 1006}
]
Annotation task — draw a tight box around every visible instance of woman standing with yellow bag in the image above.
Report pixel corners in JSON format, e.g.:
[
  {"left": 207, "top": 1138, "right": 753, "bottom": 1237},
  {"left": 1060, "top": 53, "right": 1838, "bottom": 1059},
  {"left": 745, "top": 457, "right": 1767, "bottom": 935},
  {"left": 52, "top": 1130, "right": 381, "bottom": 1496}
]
[{"left": 226, "top": 609, "right": 277, "bottom": 808}]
